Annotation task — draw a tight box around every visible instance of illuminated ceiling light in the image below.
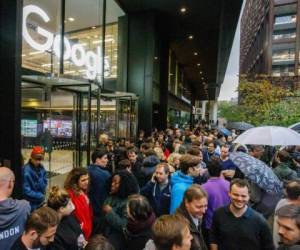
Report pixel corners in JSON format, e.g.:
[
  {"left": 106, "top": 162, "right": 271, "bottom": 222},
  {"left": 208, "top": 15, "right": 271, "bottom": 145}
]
[
  {"left": 201, "top": 77, "right": 204, "bottom": 80},
  {"left": 188, "top": 35, "right": 193, "bottom": 40},
  {"left": 200, "top": 71, "right": 202, "bottom": 74},
  {"left": 180, "top": 7, "right": 187, "bottom": 13},
  {"left": 197, "top": 63, "right": 200, "bottom": 66},
  {"left": 91, "top": 26, "right": 96, "bottom": 29},
  {"left": 154, "top": 56, "right": 158, "bottom": 60},
  {"left": 68, "top": 17, "right": 75, "bottom": 22},
  {"left": 194, "top": 52, "right": 198, "bottom": 56}
]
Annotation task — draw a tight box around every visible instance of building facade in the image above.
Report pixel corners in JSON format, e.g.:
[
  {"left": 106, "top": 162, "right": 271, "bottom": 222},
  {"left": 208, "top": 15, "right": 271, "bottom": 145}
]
[
  {"left": 0, "top": 0, "right": 242, "bottom": 196},
  {"left": 240, "top": 0, "right": 300, "bottom": 88}
]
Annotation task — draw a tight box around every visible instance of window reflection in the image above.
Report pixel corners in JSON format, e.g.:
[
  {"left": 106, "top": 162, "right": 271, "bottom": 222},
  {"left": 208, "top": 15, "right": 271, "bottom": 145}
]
[
  {"left": 272, "top": 65, "right": 294, "bottom": 76},
  {"left": 274, "top": 15, "right": 297, "bottom": 25},
  {"left": 272, "top": 49, "right": 295, "bottom": 63}
]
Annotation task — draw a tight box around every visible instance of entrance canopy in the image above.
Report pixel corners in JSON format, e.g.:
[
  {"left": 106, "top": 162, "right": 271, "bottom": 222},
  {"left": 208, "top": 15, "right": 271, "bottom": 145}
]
[{"left": 117, "top": 0, "right": 243, "bottom": 100}]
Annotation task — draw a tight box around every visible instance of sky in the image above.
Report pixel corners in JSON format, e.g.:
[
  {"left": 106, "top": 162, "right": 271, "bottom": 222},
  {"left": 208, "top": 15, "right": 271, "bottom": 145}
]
[{"left": 218, "top": 1, "right": 244, "bottom": 101}]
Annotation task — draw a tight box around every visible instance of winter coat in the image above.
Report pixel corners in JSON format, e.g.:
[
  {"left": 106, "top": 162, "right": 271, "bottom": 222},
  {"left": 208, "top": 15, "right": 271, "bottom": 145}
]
[
  {"left": 67, "top": 190, "right": 93, "bottom": 240},
  {"left": 131, "top": 159, "right": 144, "bottom": 188},
  {"left": 176, "top": 204, "right": 207, "bottom": 250},
  {"left": 170, "top": 171, "right": 193, "bottom": 213},
  {"left": 141, "top": 181, "right": 171, "bottom": 216},
  {"left": 100, "top": 195, "right": 128, "bottom": 250},
  {"left": 22, "top": 161, "right": 47, "bottom": 211},
  {"left": 87, "top": 164, "right": 111, "bottom": 216},
  {"left": 124, "top": 212, "right": 156, "bottom": 250},
  {"left": 277, "top": 244, "right": 300, "bottom": 250},
  {"left": 0, "top": 198, "right": 30, "bottom": 250},
  {"left": 48, "top": 215, "right": 83, "bottom": 250},
  {"left": 273, "top": 163, "right": 298, "bottom": 182}
]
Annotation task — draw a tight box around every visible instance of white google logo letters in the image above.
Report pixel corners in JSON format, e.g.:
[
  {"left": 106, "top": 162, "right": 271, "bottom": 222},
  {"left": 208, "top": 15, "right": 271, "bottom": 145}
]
[{"left": 23, "top": 5, "right": 110, "bottom": 80}]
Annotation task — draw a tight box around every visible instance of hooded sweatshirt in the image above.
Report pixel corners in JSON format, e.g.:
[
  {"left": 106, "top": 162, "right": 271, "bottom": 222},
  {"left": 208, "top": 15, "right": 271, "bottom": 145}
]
[
  {"left": 0, "top": 198, "right": 30, "bottom": 250},
  {"left": 170, "top": 171, "right": 194, "bottom": 213}
]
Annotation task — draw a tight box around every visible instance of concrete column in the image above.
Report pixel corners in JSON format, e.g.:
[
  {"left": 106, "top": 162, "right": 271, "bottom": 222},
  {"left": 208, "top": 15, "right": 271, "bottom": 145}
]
[
  {"left": 213, "top": 101, "right": 218, "bottom": 125},
  {"left": 201, "top": 101, "right": 207, "bottom": 120},
  {"left": 208, "top": 101, "right": 218, "bottom": 125}
]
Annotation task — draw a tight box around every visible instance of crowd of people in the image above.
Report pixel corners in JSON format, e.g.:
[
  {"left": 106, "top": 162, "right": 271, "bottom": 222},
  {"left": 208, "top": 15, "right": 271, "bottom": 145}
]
[{"left": 1, "top": 124, "right": 300, "bottom": 250}]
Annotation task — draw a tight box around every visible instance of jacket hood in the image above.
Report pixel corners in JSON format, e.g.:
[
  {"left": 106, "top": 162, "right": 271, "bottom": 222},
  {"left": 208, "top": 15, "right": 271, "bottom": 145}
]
[
  {"left": 0, "top": 198, "right": 29, "bottom": 230},
  {"left": 171, "top": 171, "right": 193, "bottom": 186}
]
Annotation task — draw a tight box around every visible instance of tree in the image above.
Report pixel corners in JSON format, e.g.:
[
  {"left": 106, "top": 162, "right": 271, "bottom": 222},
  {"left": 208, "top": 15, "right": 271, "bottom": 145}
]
[{"left": 218, "top": 78, "right": 300, "bottom": 126}]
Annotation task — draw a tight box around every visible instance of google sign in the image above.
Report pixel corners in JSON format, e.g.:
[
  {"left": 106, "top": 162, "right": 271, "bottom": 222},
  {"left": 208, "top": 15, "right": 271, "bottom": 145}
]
[{"left": 23, "top": 5, "right": 110, "bottom": 80}]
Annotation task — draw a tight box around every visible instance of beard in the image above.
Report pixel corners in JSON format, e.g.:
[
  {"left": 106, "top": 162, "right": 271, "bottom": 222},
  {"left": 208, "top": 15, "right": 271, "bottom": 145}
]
[{"left": 32, "top": 236, "right": 43, "bottom": 248}]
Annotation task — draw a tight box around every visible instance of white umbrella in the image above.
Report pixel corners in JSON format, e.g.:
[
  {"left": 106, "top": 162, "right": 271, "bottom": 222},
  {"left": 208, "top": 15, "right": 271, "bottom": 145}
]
[{"left": 233, "top": 126, "right": 300, "bottom": 146}]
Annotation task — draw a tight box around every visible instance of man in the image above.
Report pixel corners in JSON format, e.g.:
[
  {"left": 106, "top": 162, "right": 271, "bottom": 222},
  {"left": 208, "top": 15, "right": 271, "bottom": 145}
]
[
  {"left": 23, "top": 146, "right": 48, "bottom": 211},
  {"left": 203, "top": 141, "right": 220, "bottom": 164},
  {"left": 276, "top": 204, "right": 300, "bottom": 249},
  {"left": 219, "top": 145, "right": 236, "bottom": 180},
  {"left": 141, "top": 163, "right": 171, "bottom": 216},
  {"left": 274, "top": 180, "right": 300, "bottom": 247},
  {"left": 170, "top": 154, "right": 201, "bottom": 213},
  {"left": 187, "top": 147, "right": 208, "bottom": 185},
  {"left": 274, "top": 150, "right": 297, "bottom": 182},
  {"left": 176, "top": 184, "right": 208, "bottom": 250},
  {"left": 0, "top": 167, "right": 31, "bottom": 250},
  {"left": 11, "top": 206, "right": 59, "bottom": 250},
  {"left": 201, "top": 159, "right": 230, "bottom": 240},
  {"left": 140, "top": 153, "right": 161, "bottom": 185},
  {"left": 87, "top": 149, "right": 111, "bottom": 217},
  {"left": 249, "top": 145, "right": 265, "bottom": 160},
  {"left": 127, "top": 147, "right": 143, "bottom": 187},
  {"left": 210, "top": 178, "right": 274, "bottom": 250},
  {"left": 146, "top": 214, "right": 192, "bottom": 250}
]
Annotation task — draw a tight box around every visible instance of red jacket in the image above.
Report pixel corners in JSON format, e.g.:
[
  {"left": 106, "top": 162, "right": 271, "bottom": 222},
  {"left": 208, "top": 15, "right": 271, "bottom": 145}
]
[{"left": 67, "top": 189, "right": 93, "bottom": 240}]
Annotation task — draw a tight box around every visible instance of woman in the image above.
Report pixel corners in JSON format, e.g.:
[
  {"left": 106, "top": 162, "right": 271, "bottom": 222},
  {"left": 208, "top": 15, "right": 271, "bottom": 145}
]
[
  {"left": 101, "top": 170, "right": 139, "bottom": 250},
  {"left": 124, "top": 195, "right": 156, "bottom": 250},
  {"left": 167, "top": 152, "right": 181, "bottom": 174},
  {"left": 47, "top": 186, "right": 87, "bottom": 250},
  {"left": 64, "top": 167, "right": 93, "bottom": 240}
]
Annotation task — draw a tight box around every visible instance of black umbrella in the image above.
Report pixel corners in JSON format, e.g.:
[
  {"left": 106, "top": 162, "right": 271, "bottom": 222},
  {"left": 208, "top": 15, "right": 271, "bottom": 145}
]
[{"left": 227, "top": 122, "right": 254, "bottom": 131}]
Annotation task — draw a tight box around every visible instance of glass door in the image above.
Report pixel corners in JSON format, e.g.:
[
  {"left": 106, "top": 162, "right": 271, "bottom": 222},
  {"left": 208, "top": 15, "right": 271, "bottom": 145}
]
[{"left": 21, "top": 77, "right": 97, "bottom": 187}]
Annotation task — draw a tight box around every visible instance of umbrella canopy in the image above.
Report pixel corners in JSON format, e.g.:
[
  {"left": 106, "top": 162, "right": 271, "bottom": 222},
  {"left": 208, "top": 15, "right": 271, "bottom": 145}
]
[
  {"left": 219, "top": 127, "right": 232, "bottom": 136},
  {"left": 288, "top": 122, "right": 300, "bottom": 133},
  {"left": 227, "top": 122, "right": 254, "bottom": 131},
  {"left": 230, "top": 152, "right": 283, "bottom": 194},
  {"left": 233, "top": 126, "right": 300, "bottom": 146}
]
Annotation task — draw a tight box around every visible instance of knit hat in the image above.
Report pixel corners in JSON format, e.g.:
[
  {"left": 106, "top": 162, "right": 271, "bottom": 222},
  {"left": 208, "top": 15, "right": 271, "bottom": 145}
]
[
  {"left": 31, "top": 146, "right": 45, "bottom": 160},
  {"left": 143, "top": 155, "right": 160, "bottom": 168}
]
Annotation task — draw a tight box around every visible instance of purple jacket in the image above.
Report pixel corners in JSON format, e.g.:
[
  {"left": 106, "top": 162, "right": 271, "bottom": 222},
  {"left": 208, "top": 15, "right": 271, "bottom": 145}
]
[{"left": 202, "top": 178, "right": 230, "bottom": 229}]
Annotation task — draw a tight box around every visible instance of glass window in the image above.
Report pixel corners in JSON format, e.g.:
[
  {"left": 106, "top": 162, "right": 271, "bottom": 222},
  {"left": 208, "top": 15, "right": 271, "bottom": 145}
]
[
  {"left": 274, "top": 15, "right": 297, "bottom": 25},
  {"left": 272, "top": 65, "right": 294, "bottom": 76},
  {"left": 272, "top": 48, "right": 295, "bottom": 63},
  {"left": 273, "top": 29, "right": 296, "bottom": 40},
  {"left": 22, "top": 0, "right": 61, "bottom": 75},
  {"left": 64, "top": 0, "right": 104, "bottom": 82},
  {"left": 105, "top": 1, "right": 125, "bottom": 82}
]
